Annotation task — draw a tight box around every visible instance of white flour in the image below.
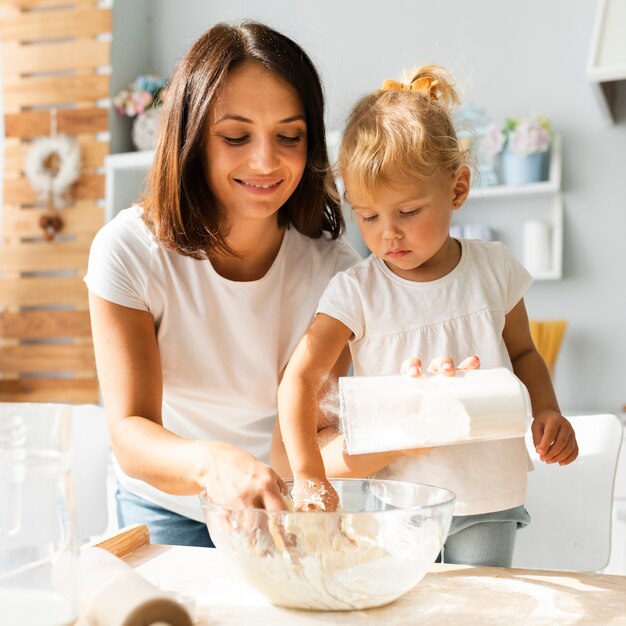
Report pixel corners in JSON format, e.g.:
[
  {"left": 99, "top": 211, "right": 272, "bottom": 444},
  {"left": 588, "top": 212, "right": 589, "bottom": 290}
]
[
  {"left": 340, "top": 370, "right": 530, "bottom": 454},
  {"left": 226, "top": 512, "right": 442, "bottom": 610}
]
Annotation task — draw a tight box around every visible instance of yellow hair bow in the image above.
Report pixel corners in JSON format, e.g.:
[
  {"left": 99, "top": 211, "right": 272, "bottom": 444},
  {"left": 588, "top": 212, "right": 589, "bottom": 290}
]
[{"left": 380, "top": 76, "right": 439, "bottom": 100}]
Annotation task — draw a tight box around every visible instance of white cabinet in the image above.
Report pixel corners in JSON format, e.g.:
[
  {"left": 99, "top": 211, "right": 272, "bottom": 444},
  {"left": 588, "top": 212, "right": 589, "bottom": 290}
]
[
  {"left": 605, "top": 415, "right": 626, "bottom": 575},
  {"left": 104, "top": 150, "right": 154, "bottom": 222},
  {"left": 586, "top": 0, "right": 626, "bottom": 124},
  {"left": 453, "top": 136, "right": 563, "bottom": 280}
]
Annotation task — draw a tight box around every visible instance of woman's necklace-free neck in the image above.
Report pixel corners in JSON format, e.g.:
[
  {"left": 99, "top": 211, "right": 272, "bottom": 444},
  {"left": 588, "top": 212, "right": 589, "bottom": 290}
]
[{"left": 209, "top": 219, "right": 286, "bottom": 282}]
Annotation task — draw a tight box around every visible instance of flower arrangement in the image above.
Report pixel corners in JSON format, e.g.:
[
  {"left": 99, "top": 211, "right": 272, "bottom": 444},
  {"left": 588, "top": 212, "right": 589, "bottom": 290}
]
[
  {"left": 113, "top": 74, "right": 167, "bottom": 118},
  {"left": 484, "top": 116, "right": 553, "bottom": 158}
]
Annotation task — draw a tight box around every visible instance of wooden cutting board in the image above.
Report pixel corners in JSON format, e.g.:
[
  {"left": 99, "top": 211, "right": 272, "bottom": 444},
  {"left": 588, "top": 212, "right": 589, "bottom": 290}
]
[{"left": 120, "top": 541, "right": 626, "bottom": 625}]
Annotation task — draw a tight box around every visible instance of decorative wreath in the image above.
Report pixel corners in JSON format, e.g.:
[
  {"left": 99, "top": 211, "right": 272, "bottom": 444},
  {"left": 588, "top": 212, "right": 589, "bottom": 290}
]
[{"left": 24, "top": 135, "right": 81, "bottom": 208}]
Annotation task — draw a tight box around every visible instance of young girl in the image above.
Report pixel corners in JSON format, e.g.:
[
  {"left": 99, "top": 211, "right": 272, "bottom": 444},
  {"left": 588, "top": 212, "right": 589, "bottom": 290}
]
[
  {"left": 275, "top": 65, "right": 578, "bottom": 566},
  {"left": 85, "top": 22, "right": 361, "bottom": 546}
]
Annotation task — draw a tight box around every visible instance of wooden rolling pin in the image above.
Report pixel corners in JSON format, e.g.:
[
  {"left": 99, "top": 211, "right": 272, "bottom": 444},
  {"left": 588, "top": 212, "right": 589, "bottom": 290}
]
[{"left": 79, "top": 547, "right": 193, "bottom": 626}]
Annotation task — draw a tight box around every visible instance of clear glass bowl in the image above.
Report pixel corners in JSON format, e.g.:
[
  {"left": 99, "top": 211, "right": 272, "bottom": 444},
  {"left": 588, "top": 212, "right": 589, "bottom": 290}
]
[
  {"left": 0, "top": 403, "right": 78, "bottom": 626},
  {"left": 200, "top": 478, "right": 455, "bottom": 611}
]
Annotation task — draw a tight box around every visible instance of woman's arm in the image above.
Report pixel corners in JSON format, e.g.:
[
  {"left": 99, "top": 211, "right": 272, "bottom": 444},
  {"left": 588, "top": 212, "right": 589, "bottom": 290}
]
[
  {"left": 89, "top": 292, "right": 287, "bottom": 509},
  {"left": 503, "top": 298, "right": 578, "bottom": 465}
]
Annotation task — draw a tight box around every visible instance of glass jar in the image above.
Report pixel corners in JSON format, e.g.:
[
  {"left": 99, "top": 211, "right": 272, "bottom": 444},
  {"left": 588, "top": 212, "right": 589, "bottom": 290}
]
[{"left": 0, "top": 404, "right": 78, "bottom": 626}]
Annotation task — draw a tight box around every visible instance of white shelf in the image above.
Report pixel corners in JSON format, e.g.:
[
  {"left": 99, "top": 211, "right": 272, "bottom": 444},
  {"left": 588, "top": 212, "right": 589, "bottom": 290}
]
[
  {"left": 104, "top": 150, "right": 155, "bottom": 222},
  {"left": 586, "top": 0, "right": 626, "bottom": 124},
  {"left": 468, "top": 136, "right": 562, "bottom": 199},
  {"left": 105, "top": 144, "right": 564, "bottom": 280},
  {"left": 459, "top": 136, "right": 563, "bottom": 281},
  {"left": 105, "top": 150, "right": 154, "bottom": 169},
  {"left": 469, "top": 179, "right": 558, "bottom": 199}
]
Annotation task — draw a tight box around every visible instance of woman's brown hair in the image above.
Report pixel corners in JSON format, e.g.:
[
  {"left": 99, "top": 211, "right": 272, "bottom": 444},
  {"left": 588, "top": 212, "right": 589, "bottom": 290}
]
[{"left": 142, "top": 21, "right": 344, "bottom": 259}]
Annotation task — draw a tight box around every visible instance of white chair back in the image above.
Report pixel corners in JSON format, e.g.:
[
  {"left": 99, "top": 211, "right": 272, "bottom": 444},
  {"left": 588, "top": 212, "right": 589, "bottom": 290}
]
[
  {"left": 0, "top": 402, "right": 110, "bottom": 542},
  {"left": 512, "top": 413, "right": 622, "bottom": 572},
  {"left": 70, "top": 404, "right": 111, "bottom": 541}
]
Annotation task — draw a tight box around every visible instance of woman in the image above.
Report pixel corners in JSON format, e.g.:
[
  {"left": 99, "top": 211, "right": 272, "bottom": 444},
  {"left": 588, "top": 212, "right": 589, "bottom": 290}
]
[{"left": 85, "top": 22, "right": 360, "bottom": 546}]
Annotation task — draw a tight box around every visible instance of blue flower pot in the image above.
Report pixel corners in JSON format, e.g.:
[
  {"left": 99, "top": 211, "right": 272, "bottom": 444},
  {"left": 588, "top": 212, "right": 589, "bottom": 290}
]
[{"left": 500, "top": 149, "right": 545, "bottom": 186}]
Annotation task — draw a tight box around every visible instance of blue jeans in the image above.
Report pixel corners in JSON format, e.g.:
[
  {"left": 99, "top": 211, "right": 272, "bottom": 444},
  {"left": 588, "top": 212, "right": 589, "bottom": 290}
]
[
  {"left": 439, "top": 505, "right": 530, "bottom": 567},
  {"left": 116, "top": 485, "right": 215, "bottom": 547}
]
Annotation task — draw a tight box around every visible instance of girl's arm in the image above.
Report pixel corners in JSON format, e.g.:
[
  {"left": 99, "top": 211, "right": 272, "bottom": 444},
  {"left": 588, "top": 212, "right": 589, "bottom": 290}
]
[
  {"left": 503, "top": 298, "right": 578, "bottom": 466},
  {"left": 270, "top": 339, "right": 350, "bottom": 477},
  {"left": 272, "top": 321, "right": 436, "bottom": 480},
  {"left": 272, "top": 422, "right": 425, "bottom": 479},
  {"left": 89, "top": 292, "right": 287, "bottom": 510},
  {"left": 277, "top": 313, "right": 354, "bottom": 508}
]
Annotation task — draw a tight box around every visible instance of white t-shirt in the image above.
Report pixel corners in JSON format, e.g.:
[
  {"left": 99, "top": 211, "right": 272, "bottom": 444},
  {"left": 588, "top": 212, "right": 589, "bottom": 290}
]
[
  {"left": 84, "top": 206, "right": 361, "bottom": 521},
  {"left": 317, "top": 238, "right": 533, "bottom": 516}
]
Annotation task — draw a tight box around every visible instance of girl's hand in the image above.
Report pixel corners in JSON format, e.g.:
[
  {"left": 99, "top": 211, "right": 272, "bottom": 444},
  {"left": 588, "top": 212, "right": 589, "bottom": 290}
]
[
  {"left": 204, "top": 442, "right": 289, "bottom": 510},
  {"left": 395, "top": 355, "right": 480, "bottom": 459},
  {"left": 531, "top": 410, "right": 579, "bottom": 466},
  {"left": 292, "top": 476, "right": 340, "bottom": 511},
  {"left": 401, "top": 355, "right": 481, "bottom": 377}
]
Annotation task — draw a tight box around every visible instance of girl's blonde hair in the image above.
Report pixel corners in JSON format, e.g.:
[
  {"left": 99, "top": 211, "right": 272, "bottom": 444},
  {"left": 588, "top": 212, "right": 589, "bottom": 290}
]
[{"left": 336, "top": 64, "right": 468, "bottom": 202}]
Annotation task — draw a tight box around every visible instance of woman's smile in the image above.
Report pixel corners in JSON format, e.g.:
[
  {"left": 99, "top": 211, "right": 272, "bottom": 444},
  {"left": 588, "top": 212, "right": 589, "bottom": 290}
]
[{"left": 235, "top": 177, "right": 284, "bottom": 194}]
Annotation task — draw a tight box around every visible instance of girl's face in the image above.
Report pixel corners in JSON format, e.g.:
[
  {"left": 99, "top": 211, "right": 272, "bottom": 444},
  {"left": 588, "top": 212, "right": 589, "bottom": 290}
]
[
  {"left": 205, "top": 61, "right": 308, "bottom": 230},
  {"left": 345, "top": 170, "right": 469, "bottom": 281}
]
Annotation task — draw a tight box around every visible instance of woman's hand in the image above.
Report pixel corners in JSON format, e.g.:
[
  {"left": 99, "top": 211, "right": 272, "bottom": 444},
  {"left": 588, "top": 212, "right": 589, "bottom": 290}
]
[
  {"left": 531, "top": 409, "right": 578, "bottom": 466},
  {"left": 203, "top": 442, "right": 289, "bottom": 510},
  {"left": 401, "top": 355, "right": 481, "bottom": 377},
  {"left": 292, "top": 476, "right": 340, "bottom": 512}
]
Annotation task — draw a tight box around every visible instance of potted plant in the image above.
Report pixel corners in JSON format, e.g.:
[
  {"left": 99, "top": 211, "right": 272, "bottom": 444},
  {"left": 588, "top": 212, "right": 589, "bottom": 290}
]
[
  {"left": 113, "top": 74, "right": 167, "bottom": 151},
  {"left": 483, "top": 115, "right": 553, "bottom": 186}
]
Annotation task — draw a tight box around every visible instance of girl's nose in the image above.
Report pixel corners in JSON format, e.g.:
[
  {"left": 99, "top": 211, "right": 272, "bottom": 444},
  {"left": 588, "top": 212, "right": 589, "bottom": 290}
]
[
  {"left": 249, "top": 137, "right": 280, "bottom": 173},
  {"left": 382, "top": 221, "right": 403, "bottom": 240}
]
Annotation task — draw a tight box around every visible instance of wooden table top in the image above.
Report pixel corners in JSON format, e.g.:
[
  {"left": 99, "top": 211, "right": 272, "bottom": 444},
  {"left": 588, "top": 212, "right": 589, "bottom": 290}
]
[{"left": 120, "top": 541, "right": 626, "bottom": 625}]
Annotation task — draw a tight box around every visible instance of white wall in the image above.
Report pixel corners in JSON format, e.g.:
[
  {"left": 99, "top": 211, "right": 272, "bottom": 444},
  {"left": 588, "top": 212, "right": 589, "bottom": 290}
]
[
  {"left": 143, "top": 0, "right": 625, "bottom": 414},
  {"left": 110, "top": 0, "right": 152, "bottom": 153},
  {"left": 4, "top": 0, "right": 613, "bottom": 412}
]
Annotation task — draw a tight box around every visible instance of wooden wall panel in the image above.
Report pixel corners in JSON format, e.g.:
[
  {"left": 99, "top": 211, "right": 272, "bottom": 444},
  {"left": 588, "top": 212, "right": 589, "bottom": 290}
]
[
  {"left": 0, "top": 276, "right": 89, "bottom": 308},
  {"left": 1, "top": 0, "right": 97, "bottom": 9},
  {"left": 4, "top": 138, "right": 108, "bottom": 174},
  {"left": 0, "top": 1, "right": 110, "bottom": 403},
  {"left": 1, "top": 38, "right": 111, "bottom": 75},
  {"left": 0, "top": 310, "right": 92, "bottom": 340},
  {"left": 2, "top": 204, "right": 103, "bottom": 241},
  {"left": 3, "top": 74, "right": 110, "bottom": 111},
  {"left": 4, "top": 108, "right": 108, "bottom": 139},
  {"left": 0, "top": 344, "right": 96, "bottom": 374},
  {"left": 0, "top": 242, "right": 89, "bottom": 273},
  {"left": 0, "top": 7, "right": 111, "bottom": 41},
  {"left": 0, "top": 378, "right": 99, "bottom": 403},
  {"left": 3, "top": 173, "right": 105, "bottom": 204},
  {"left": 3, "top": 203, "right": 103, "bottom": 239}
]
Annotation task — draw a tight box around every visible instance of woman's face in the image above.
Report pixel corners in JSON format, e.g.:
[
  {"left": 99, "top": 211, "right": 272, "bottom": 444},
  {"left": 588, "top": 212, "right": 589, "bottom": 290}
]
[{"left": 205, "top": 61, "right": 308, "bottom": 229}]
